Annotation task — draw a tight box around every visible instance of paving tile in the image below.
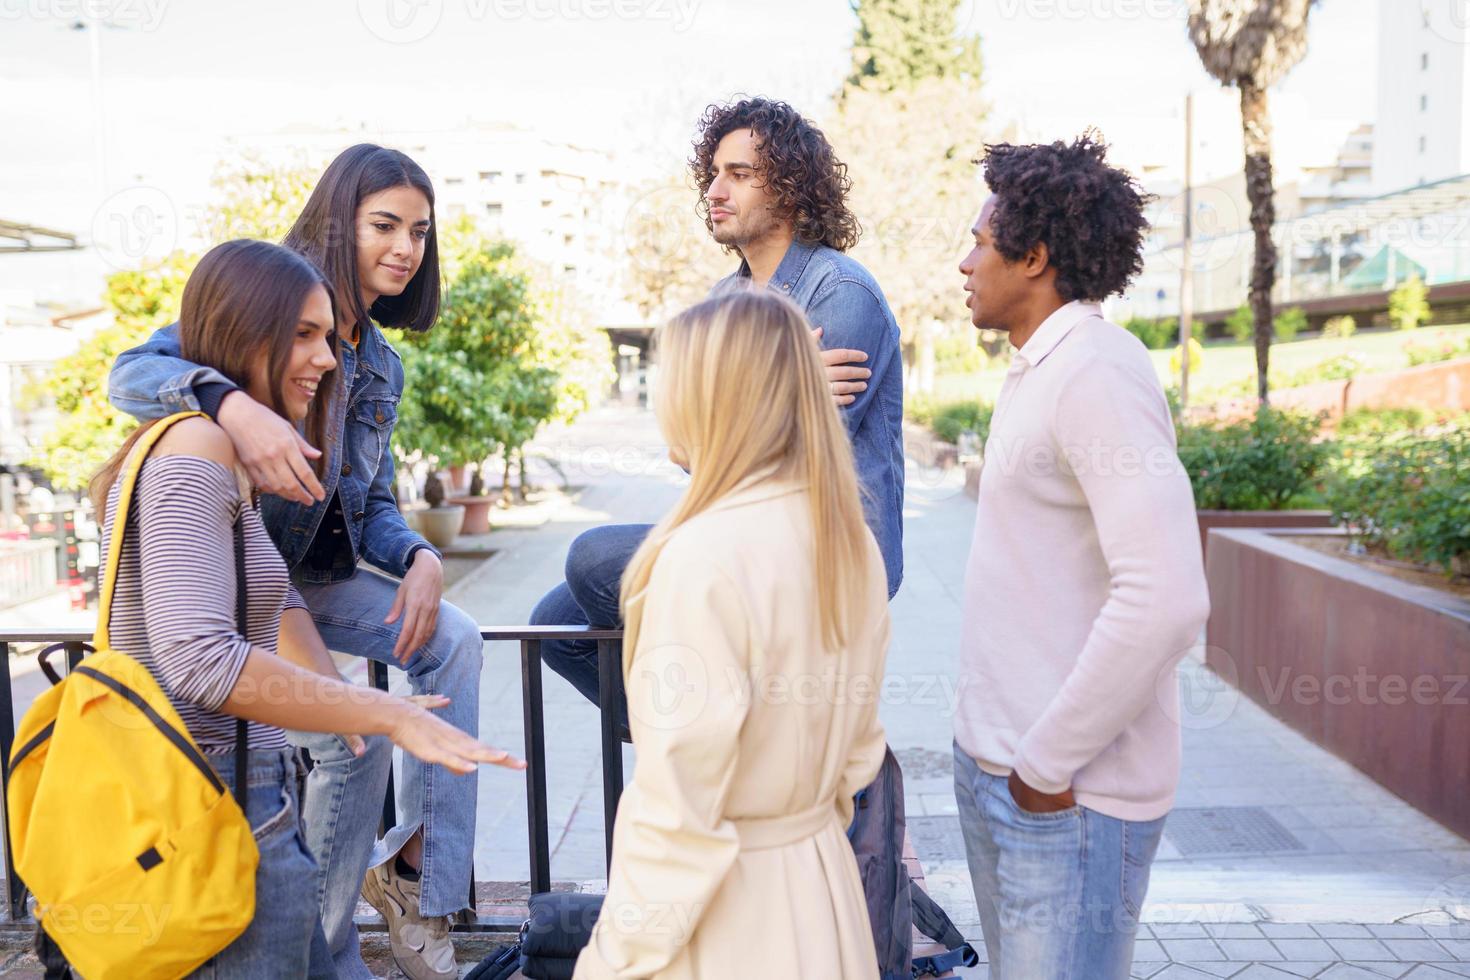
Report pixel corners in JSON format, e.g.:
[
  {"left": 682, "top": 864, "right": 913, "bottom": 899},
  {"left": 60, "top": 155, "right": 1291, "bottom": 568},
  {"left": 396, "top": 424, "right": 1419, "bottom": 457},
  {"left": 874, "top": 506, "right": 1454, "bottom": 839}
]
[
  {"left": 1438, "top": 940, "right": 1470, "bottom": 961},
  {"left": 1230, "top": 968, "right": 1304, "bottom": 980},
  {"left": 1326, "top": 938, "right": 1397, "bottom": 960},
  {"left": 1402, "top": 968, "right": 1470, "bottom": 979},
  {"left": 1205, "top": 923, "right": 1266, "bottom": 939},
  {"left": 1271, "top": 966, "right": 1336, "bottom": 978},
  {"left": 1160, "top": 939, "right": 1226, "bottom": 961},
  {"left": 1317, "top": 925, "right": 1376, "bottom": 939},
  {"left": 1134, "top": 939, "right": 1168, "bottom": 962},
  {"left": 1217, "top": 938, "right": 1284, "bottom": 961},
  {"left": 1317, "top": 968, "right": 1403, "bottom": 980},
  {"left": 1424, "top": 928, "right": 1470, "bottom": 941},
  {"left": 1371, "top": 925, "right": 1432, "bottom": 939},
  {"left": 1147, "top": 967, "right": 1218, "bottom": 979},
  {"left": 1260, "top": 924, "right": 1322, "bottom": 939},
  {"left": 1153, "top": 924, "right": 1211, "bottom": 939},
  {"left": 1273, "top": 939, "right": 1340, "bottom": 960},
  {"left": 1382, "top": 939, "right": 1453, "bottom": 961}
]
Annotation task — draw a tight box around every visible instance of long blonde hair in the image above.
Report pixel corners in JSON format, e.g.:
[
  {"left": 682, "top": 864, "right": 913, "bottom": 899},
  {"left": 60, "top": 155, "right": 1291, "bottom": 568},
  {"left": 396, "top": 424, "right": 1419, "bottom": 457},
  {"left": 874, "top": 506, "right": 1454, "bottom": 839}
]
[{"left": 620, "top": 289, "right": 873, "bottom": 657}]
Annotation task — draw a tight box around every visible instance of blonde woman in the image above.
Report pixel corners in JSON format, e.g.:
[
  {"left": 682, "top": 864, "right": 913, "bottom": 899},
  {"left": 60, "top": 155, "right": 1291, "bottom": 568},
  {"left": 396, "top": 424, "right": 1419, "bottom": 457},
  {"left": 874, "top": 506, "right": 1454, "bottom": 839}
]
[{"left": 573, "top": 290, "right": 891, "bottom": 979}]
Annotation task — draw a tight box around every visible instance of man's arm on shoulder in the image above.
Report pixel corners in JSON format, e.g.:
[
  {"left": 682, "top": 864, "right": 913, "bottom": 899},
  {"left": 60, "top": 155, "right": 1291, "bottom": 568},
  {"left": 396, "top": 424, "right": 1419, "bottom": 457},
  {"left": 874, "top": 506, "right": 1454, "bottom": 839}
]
[
  {"left": 806, "top": 279, "right": 899, "bottom": 434},
  {"left": 109, "top": 323, "right": 238, "bottom": 422}
]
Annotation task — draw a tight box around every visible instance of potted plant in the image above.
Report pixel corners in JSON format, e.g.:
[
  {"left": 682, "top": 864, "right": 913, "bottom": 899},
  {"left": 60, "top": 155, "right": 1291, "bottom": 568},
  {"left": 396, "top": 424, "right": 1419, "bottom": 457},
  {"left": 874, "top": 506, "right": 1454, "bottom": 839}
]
[
  {"left": 448, "top": 463, "right": 496, "bottom": 536},
  {"left": 415, "top": 468, "right": 464, "bottom": 549},
  {"left": 1175, "top": 407, "right": 1336, "bottom": 562}
]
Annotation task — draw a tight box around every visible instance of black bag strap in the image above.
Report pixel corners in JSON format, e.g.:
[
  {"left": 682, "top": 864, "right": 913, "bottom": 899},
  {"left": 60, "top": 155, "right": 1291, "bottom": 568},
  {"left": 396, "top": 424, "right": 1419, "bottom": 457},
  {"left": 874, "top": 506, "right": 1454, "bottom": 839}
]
[
  {"left": 909, "top": 881, "right": 979, "bottom": 977},
  {"left": 232, "top": 517, "right": 248, "bottom": 809}
]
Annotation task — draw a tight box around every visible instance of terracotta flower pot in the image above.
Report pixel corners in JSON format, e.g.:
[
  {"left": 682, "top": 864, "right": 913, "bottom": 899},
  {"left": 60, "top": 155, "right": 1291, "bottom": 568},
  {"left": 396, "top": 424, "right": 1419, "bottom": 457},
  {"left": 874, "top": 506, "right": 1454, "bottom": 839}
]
[
  {"left": 417, "top": 505, "right": 465, "bottom": 549},
  {"left": 448, "top": 496, "right": 494, "bottom": 536}
]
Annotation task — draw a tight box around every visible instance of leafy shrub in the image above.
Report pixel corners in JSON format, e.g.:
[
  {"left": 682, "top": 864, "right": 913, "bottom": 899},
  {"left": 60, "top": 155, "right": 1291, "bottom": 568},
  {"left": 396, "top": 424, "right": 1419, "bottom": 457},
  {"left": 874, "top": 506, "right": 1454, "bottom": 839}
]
[
  {"left": 931, "top": 400, "right": 993, "bottom": 446},
  {"left": 1176, "top": 408, "right": 1332, "bottom": 510},
  {"left": 1337, "top": 407, "right": 1434, "bottom": 438},
  {"left": 1126, "top": 317, "right": 1203, "bottom": 350},
  {"left": 1274, "top": 306, "right": 1307, "bottom": 343},
  {"left": 1322, "top": 315, "right": 1356, "bottom": 339},
  {"left": 1169, "top": 337, "right": 1203, "bottom": 377},
  {"left": 1275, "top": 352, "right": 1367, "bottom": 389},
  {"left": 910, "top": 396, "right": 993, "bottom": 446},
  {"left": 1404, "top": 331, "right": 1470, "bottom": 367},
  {"left": 1226, "top": 303, "right": 1254, "bottom": 343},
  {"left": 1388, "top": 274, "right": 1431, "bottom": 331},
  {"left": 1329, "top": 429, "right": 1469, "bottom": 575},
  {"left": 933, "top": 330, "right": 989, "bottom": 374}
]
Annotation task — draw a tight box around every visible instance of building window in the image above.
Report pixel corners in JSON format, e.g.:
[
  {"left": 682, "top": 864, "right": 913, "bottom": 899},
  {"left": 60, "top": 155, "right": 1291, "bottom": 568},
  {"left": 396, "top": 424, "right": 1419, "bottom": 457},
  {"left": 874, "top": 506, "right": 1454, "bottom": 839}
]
[
  {"left": 1419, "top": 135, "right": 1427, "bottom": 153},
  {"left": 485, "top": 203, "right": 503, "bottom": 217},
  {"left": 1421, "top": 94, "right": 1428, "bottom": 111},
  {"left": 445, "top": 176, "right": 464, "bottom": 185},
  {"left": 479, "top": 171, "right": 502, "bottom": 185},
  {"left": 515, "top": 172, "right": 527, "bottom": 184},
  {"left": 1422, "top": 52, "right": 1429, "bottom": 70}
]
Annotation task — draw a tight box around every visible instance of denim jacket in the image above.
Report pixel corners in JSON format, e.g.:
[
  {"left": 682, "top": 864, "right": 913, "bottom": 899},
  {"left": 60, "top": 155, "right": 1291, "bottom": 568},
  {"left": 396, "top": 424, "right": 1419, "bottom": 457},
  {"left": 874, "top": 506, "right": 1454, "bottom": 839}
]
[
  {"left": 108, "top": 321, "right": 435, "bottom": 584},
  {"left": 712, "top": 239, "right": 905, "bottom": 596}
]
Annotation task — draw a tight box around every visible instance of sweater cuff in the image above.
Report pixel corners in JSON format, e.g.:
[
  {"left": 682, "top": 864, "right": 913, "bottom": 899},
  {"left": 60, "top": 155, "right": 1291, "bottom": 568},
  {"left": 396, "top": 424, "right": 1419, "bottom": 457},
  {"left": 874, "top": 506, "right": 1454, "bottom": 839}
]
[
  {"left": 405, "top": 542, "right": 441, "bottom": 569},
  {"left": 196, "top": 381, "right": 238, "bottom": 421}
]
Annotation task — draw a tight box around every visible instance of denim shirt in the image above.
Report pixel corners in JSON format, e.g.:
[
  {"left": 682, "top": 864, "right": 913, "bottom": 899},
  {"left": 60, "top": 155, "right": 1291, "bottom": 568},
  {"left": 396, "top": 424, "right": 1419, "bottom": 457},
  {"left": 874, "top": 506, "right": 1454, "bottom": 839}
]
[
  {"left": 107, "top": 321, "right": 435, "bottom": 584},
  {"left": 712, "top": 239, "right": 905, "bottom": 596}
]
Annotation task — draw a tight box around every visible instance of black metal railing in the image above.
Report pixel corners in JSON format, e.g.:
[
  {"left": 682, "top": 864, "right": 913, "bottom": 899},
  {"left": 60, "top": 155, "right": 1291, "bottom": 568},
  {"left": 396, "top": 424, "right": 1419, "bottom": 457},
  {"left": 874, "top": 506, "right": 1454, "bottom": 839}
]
[{"left": 0, "top": 625, "right": 625, "bottom": 932}]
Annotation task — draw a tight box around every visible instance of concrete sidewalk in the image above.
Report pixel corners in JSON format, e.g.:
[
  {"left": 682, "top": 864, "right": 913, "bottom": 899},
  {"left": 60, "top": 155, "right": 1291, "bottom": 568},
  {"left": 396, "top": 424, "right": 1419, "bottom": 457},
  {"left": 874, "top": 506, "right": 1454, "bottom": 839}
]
[{"left": 447, "top": 406, "right": 1470, "bottom": 978}]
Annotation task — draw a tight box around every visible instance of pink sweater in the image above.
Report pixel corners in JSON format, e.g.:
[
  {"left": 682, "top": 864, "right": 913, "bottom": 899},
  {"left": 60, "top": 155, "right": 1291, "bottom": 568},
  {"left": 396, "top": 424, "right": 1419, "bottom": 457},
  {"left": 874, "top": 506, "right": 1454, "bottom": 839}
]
[{"left": 955, "top": 302, "right": 1211, "bottom": 822}]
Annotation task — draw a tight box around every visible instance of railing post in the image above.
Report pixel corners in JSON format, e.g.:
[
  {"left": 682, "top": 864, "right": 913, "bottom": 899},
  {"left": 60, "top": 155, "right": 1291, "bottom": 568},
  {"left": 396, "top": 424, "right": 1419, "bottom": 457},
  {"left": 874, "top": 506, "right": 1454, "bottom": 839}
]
[
  {"left": 520, "top": 639, "right": 550, "bottom": 895},
  {"left": 596, "top": 638, "right": 624, "bottom": 872},
  {"left": 368, "top": 660, "right": 396, "bottom": 836},
  {"left": 0, "top": 642, "right": 23, "bottom": 921}
]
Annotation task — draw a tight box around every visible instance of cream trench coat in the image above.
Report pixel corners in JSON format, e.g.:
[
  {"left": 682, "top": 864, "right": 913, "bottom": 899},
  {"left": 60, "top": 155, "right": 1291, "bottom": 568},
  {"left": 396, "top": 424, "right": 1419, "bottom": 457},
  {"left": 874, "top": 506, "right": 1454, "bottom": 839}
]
[{"left": 573, "top": 481, "right": 891, "bottom": 980}]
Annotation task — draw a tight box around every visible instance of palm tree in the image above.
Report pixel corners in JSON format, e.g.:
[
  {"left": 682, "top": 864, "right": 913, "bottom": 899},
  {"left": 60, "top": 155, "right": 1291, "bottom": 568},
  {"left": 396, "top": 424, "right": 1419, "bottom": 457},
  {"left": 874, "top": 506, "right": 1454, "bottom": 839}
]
[{"left": 1187, "top": 0, "right": 1318, "bottom": 405}]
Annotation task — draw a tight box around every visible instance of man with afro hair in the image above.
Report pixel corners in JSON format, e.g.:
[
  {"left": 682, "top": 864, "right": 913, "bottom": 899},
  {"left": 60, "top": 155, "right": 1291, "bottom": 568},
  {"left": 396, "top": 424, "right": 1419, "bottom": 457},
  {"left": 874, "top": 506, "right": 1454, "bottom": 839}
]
[{"left": 951, "top": 134, "right": 1210, "bottom": 979}]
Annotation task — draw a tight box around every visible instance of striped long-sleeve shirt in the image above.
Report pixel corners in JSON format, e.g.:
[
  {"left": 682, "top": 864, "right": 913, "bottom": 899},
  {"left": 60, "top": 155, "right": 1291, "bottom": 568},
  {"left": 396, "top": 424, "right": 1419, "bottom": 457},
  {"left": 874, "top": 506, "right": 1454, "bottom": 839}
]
[{"left": 101, "top": 455, "right": 302, "bottom": 752}]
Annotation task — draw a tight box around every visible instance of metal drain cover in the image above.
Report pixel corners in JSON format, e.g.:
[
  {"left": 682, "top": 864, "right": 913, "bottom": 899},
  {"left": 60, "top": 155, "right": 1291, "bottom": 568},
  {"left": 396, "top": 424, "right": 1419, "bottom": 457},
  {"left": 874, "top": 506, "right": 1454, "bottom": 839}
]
[
  {"left": 1165, "top": 807, "right": 1306, "bottom": 857},
  {"left": 908, "top": 816, "right": 969, "bottom": 863}
]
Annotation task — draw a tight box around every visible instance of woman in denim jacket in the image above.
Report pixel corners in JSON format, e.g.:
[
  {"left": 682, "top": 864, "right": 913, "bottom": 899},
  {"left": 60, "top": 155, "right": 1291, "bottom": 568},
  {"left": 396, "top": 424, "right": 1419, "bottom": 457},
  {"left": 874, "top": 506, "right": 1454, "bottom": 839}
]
[{"left": 108, "top": 145, "right": 480, "bottom": 980}]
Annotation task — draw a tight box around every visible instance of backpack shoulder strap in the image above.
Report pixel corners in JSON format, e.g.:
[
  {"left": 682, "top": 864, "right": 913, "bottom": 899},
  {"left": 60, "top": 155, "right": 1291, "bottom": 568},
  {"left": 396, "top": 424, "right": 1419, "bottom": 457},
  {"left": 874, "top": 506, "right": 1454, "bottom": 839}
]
[
  {"left": 93, "top": 411, "right": 208, "bottom": 652},
  {"left": 909, "top": 881, "right": 979, "bottom": 978}
]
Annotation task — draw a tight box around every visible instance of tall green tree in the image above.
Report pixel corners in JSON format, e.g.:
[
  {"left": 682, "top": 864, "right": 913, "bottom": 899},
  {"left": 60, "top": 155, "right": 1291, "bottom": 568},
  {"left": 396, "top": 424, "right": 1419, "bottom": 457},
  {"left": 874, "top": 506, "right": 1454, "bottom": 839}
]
[
  {"left": 32, "top": 160, "right": 316, "bottom": 490},
  {"left": 395, "top": 237, "right": 608, "bottom": 502},
  {"left": 831, "top": 0, "right": 987, "bottom": 392},
  {"left": 1187, "top": 0, "right": 1319, "bottom": 405},
  {"left": 846, "top": 0, "right": 982, "bottom": 93}
]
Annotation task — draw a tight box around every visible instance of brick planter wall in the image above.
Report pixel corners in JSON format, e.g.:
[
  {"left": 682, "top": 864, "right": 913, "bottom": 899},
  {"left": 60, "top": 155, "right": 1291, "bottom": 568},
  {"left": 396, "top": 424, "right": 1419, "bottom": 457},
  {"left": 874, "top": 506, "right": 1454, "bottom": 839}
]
[{"left": 1204, "top": 527, "right": 1470, "bottom": 839}]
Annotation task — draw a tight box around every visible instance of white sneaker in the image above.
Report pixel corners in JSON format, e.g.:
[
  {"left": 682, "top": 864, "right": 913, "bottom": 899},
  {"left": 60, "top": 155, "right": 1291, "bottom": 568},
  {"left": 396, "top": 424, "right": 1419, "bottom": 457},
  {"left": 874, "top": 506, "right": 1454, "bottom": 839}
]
[{"left": 361, "top": 862, "right": 458, "bottom": 980}]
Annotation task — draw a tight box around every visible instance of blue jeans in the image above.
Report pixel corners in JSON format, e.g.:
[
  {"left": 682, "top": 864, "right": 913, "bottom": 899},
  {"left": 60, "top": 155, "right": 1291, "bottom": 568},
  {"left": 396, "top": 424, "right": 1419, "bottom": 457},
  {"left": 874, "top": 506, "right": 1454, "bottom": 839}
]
[
  {"left": 290, "top": 570, "right": 484, "bottom": 936},
  {"left": 191, "top": 748, "right": 333, "bottom": 979},
  {"left": 952, "top": 742, "right": 1165, "bottom": 980},
  {"left": 528, "top": 523, "right": 652, "bottom": 726}
]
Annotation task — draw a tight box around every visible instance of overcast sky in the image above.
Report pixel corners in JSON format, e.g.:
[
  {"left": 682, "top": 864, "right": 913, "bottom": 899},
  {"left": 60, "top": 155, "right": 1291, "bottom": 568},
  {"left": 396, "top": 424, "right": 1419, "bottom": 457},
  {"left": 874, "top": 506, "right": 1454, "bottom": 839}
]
[{"left": 1, "top": 0, "right": 1377, "bottom": 264}]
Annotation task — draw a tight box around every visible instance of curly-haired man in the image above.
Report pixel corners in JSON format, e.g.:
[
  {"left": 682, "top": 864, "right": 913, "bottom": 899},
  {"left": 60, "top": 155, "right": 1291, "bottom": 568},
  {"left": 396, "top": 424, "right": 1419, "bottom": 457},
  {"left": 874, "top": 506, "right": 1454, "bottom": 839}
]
[
  {"left": 531, "top": 97, "right": 904, "bottom": 726},
  {"left": 952, "top": 135, "right": 1211, "bottom": 979}
]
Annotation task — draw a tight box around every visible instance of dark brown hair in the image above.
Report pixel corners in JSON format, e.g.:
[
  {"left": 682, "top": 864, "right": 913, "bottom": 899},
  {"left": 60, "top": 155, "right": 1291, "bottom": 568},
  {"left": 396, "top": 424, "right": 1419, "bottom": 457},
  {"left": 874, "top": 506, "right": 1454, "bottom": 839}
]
[
  {"left": 691, "top": 98, "right": 861, "bottom": 252},
  {"left": 283, "top": 143, "right": 440, "bottom": 332},
  {"left": 90, "top": 240, "right": 338, "bottom": 511}
]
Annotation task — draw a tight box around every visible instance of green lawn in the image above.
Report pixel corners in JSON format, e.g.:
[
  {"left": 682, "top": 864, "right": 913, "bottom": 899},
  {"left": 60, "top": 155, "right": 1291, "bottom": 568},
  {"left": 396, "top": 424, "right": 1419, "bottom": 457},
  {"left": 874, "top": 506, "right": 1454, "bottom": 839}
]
[{"left": 925, "top": 322, "right": 1470, "bottom": 407}]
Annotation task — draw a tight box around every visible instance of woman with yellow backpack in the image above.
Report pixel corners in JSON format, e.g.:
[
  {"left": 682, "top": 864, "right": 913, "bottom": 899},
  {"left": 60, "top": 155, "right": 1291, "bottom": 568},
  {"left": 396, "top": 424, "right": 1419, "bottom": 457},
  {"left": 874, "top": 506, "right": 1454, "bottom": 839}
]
[{"left": 11, "top": 238, "right": 524, "bottom": 979}]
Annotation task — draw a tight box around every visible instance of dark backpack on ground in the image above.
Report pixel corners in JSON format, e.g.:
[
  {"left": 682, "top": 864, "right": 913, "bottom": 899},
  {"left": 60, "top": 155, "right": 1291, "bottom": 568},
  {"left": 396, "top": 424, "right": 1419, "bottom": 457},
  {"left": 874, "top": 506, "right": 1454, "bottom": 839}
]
[
  {"left": 470, "top": 750, "right": 976, "bottom": 979},
  {"left": 849, "top": 746, "right": 979, "bottom": 979}
]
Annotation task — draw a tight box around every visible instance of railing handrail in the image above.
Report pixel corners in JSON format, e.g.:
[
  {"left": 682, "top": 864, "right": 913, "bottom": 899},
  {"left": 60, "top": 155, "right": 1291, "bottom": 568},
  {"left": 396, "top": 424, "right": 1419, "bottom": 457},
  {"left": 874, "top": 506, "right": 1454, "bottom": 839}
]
[
  {"left": 0, "top": 626, "right": 622, "bottom": 643},
  {"left": 0, "top": 623, "right": 626, "bottom": 932}
]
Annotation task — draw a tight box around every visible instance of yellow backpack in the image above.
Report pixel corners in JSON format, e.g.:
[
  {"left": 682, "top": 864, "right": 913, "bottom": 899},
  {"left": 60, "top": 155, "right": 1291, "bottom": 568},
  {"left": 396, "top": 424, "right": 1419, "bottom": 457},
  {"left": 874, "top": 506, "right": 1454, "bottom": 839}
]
[{"left": 7, "top": 411, "right": 259, "bottom": 979}]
